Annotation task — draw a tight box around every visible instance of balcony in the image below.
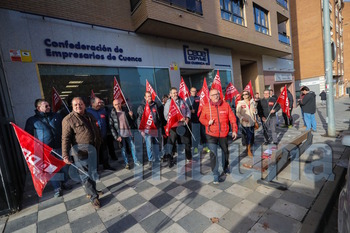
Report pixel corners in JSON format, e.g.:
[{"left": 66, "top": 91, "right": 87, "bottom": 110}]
[
  {"left": 276, "top": 0, "right": 288, "bottom": 9},
  {"left": 278, "top": 32, "right": 290, "bottom": 45},
  {"left": 157, "top": 0, "right": 203, "bottom": 15}
]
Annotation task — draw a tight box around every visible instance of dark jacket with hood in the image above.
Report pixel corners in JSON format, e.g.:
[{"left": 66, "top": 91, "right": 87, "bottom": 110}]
[
  {"left": 25, "top": 110, "right": 62, "bottom": 149},
  {"left": 257, "top": 96, "right": 281, "bottom": 118},
  {"left": 300, "top": 91, "right": 316, "bottom": 114},
  {"left": 137, "top": 99, "right": 161, "bottom": 128}
]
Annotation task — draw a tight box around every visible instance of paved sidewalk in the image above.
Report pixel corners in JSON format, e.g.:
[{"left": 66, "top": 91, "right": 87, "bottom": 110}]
[{"left": 1, "top": 97, "right": 349, "bottom": 233}]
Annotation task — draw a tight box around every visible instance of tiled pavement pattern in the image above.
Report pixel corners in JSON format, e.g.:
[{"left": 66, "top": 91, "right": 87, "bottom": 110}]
[{"left": 1, "top": 97, "right": 350, "bottom": 233}]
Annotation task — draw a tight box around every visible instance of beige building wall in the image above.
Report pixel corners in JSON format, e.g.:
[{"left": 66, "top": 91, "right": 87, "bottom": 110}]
[{"left": 343, "top": 2, "right": 350, "bottom": 91}]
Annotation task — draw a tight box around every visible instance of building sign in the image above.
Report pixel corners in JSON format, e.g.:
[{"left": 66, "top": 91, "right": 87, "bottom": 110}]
[
  {"left": 275, "top": 73, "right": 292, "bottom": 82},
  {"left": 183, "top": 45, "right": 210, "bottom": 65},
  {"left": 43, "top": 38, "right": 142, "bottom": 62},
  {"left": 10, "top": 50, "right": 32, "bottom": 62}
]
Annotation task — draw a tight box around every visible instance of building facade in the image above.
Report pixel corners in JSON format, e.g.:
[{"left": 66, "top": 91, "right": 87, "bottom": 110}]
[
  {"left": 343, "top": 1, "right": 350, "bottom": 96},
  {"left": 0, "top": 0, "right": 293, "bottom": 127},
  {"left": 290, "top": 0, "right": 345, "bottom": 99}
]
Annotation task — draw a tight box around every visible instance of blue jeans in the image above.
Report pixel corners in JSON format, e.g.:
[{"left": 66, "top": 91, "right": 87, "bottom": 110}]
[
  {"left": 121, "top": 137, "right": 138, "bottom": 165},
  {"left": 144, "top": 134, "right": 160, "bottom": 162},
  {"left": 300, "top": 108, "right": 306, "bottom": 126},
  {"left": 304, "top": 113, "right": 317, "bottom": 131},
  {"left": 51, "top": 148, "right": 69, "bottom": 191}
]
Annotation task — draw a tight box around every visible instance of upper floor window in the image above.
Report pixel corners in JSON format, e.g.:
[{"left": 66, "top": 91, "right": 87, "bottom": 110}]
[
  {"left": 130, "top": 0, "right": 141, "bottom": 11},
  {"left": 254, "top": 4, "right": 269, "bottom": 35},
  {"left": 156, "top": 0, "right": 203, "bottom": 15},
  {"left": 276, "top": 0, "right": 288, "bottom": 9},
  {"left": 220, "top": 0, "right": 245, "bottom": 26}
]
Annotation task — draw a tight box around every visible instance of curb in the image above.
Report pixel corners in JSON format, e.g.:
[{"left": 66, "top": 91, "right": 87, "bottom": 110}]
[{"left": 299, "top": 149, "right": 348, "bottom": 233}]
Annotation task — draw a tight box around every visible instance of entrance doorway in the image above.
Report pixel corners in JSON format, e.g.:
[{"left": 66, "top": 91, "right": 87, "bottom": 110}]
[
  {"left": 240, "top": 59, "right": 258, "bottom": 92},
  {"left": 181, "top": 68, "right": 212, "bottom": 91}
]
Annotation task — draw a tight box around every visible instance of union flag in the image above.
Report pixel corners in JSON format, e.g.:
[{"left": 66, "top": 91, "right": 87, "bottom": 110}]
[
  {"left": 210, "top": 70, "right": 224, "bottom": 100},
  {"left": 146, "top": 80, "right": 157, "bottom": 101},
  {"left": 178, "top": 77, "right": 190, "bottom": 101},
  {"left": 139, "top": 101, "right": 158, "bottom": 137},
  {"left": 276, "top": 85, "right": 291, "bottom": 118},
  {"left": 164, "top": 99, "right": 183, "bottom": 136},
  {"left": 197, "top": 78, "right": 209, "bottom": 116}
]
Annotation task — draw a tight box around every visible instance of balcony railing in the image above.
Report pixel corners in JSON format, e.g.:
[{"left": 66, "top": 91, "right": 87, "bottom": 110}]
[
  {"left": 278, "top": 32, "right": 290, "bottom": 45},
  {"left": 276, "top": 0, "right": 288, "bottom": 9},
  {"left": 157, "top": 0, "right": 203, "bottom": 15}
]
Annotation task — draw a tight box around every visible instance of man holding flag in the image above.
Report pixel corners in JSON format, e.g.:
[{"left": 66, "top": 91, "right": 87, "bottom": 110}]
[
  {"left": 137, "top": 91, "right": 161, "bottom": 167},
  {"left": 164, "top": 87, "right": 191, "bottom": 167},
  {"left": 257, "top": 90, "right": 281, "bottom": 145},
  {"left": 25, "top": 99, "right": 71, "bottom": 198}
]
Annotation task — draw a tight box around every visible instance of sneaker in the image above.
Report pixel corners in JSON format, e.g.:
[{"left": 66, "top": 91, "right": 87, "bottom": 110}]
[
  {"left": 134, "top": 161, "right": 141, "bottom": 167},
  {"left": 213, "top": 181, "right": 219, "bottom": 185},
  {"left": 203, "top": 147, "right": 210, "bottom": 153},
  {"left": 194, "top": 147, "right": 198, "bottom": 154},
  {"left": 86, "top": 190, "right": 104, "bottom": 199},
  {"left": 54, "top": 188, "right": 62, "bottom": 198},
  {"left": 125, "top": 163, "right": 130, "bottom": 170},
  {"left": 91, "top": 198, "right": 100, "bottom": 210},
  {"left": 288, "top": 125, "right": 293, "bottom": 128},
  {"left": 224, "top": 168, "right": 230, "bottom": 175},
  {"left": 273, "top": 142, "right": 278, "bottom": 145}
]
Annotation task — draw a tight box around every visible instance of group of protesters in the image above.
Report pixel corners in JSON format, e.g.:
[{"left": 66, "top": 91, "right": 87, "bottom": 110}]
[{"left": 25, "top": 78, "right": 318, "bottom": 209}]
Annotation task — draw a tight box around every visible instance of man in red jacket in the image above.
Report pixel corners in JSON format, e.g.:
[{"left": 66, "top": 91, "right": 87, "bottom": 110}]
[{"left": 199, "top": 89, "right": 238, "bottom": 184}]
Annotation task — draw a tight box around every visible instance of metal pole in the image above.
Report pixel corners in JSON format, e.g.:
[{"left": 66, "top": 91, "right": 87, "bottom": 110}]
[{"left": 323, "top": 0, "right": 336, "bottom": 136}]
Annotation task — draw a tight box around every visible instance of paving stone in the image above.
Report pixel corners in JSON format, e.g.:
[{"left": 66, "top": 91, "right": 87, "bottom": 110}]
[
  {"left": 38, "top": 196, "right": 64, "bottom": 211},
  {"left": 38, "top": 203, "right": 66, "bottom": 221},
  {"left": 182, "top": 180, "right": 204, "bottom": 191},
  {"left": 225, "top": 183, "right": 254, "bottom": 199},
  {"left": 196, "top": 200, "right": 230, "bottom": 219},
  {"left": 130, "top": 202, "right": 158, "bottom": 222},
  {"left": 63, "top": 187, "right": 86, "bottom": 202},
  {"left": 139, "top": 186, "right": 164, "bottom": 200},
  {"left": 156, "top": 180, "right": 179, "bottom": 192},
  {"left": 70, "top": 212, "right": 103, "bottom": 233},
  {"left": 232, "top": 199, "right": 267, "bottom": 221},
  {"left": 146, "top": 177, "right": 168, "bottom": 186},
  {"left": 12, "top": 223, "right": 36, "bottom": 233},
  {"left": 161, "top": 200, "right": 193, "bottom": 222},
  {"left": 212, "top": 191, "right": 243, "bottom": 209},
  {"left": 180, "top": 192, "right": 210, "bottom": 209},
  {"left": 219, "top": 210, "right": 255, "bottom": 233},
  {"left": 167, "top": 186, "right": 193, "bottom": 200},
  {"left": 149, "top": 192, "right": 177, "bottom": 209},
  {"left": 37, "top": 212, "right": 69, "bottom": 233},
  {"left": 82, "top": 224, "right": 106, "bottom": 233},
  {"left": 46, "top": 223, "right": 72, "bottom": 233},
  {"left": 203, "top": 223, "right": 230, "bottom": 233},
  {"left": 196, "top": 184, "right": 223, "bottom": 199},
  {"left": 255, "top": 185, "right": 284, "bottom": 198},
  {"left": 67, "top": 202, "right": 96, "bottom": 222},
  {"left": 4, "top": 212, "right": 38, "bottom": 233},
  {"left": 258, "top": 210, "right": 302, "bottom": 233},
  {"left": 130, "top": 180, "right": 153, "bottom": 193},
  {"left": 65, "top": 196, "right": 90, "bottom": 211},
  {"left": 140, "top": 210, "right": 174, "bottom": 232},
  {"left": 280, "top": 190, "right": 314, "bottom": 209},
  {"left": 160, "top": 223, "right": 187, "bottom": 233},
  {"left": 108, "top": 181, "right": 130, "bottom": 194},
  {"left": 97, "top": 201, "right": 127, "bottom": 222},
  {"left": 114, "top": 186, "right": 138, "bottom": 201},
  {"left": 248, "top": 222, "right": 279, "bottom": 233},
  {"left": 162, "top": 170, "right": 178, "bottom": 180},
  {"left": 123, "top": 223, "right": 147, "bottom": 233},
  {"left": 270, "top": 199, "right": 308, "bottom": 221},
  {"left": 8, "top": 204, "right": 38, "bottom": 222},
  {"left": 177, "top": 210, "right": 211, "bottom": 233},
  {"left": 119, "top": 193, "right": 147, "bottom": 210},
  {"left": 98, "top": 193, "right": 119, "bottom": 207},
  {"left": 246, "top": 191, "right": 277, "bottom": 208},
  {"left": 104, "top": 212, "right": 137, "bottom": 232}
]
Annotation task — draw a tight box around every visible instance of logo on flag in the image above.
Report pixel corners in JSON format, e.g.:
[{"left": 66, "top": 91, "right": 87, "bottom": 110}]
[
  {"left": 211, "top": 70, "right": 224, "bottom": 100},
  {"left": 113, "top": 77, "right": 126, "bottom": 104},
  {"left": 178, "top": 77, "right": 190, "bottom": 102},
  {"left": 164, "top": 99, "right": 183, "bottom": 136},
  {"left": 139, "top": 102, "right": 158, "bottom": 137},
  {"left": 197, "top": 78, "right": 209, "bottom": 116},
  {"left": 276, "top": 86, "right": 291, "bottom": 118},
  {"left": 146, "top": 80, "right": 157, "bottom": 101},
  {"left": 10, "top": 123, "right": 66, "bottom": 197},
  {"left": 225, "top": 82, "right": 239, "bottom": 102}
]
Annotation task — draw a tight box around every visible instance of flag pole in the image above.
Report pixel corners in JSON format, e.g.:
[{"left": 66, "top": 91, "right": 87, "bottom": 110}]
[
  {"left": 51, "top": 150, "right": 91, "bottom": 178},
  {"left": 264, "top": 101, "right": 278, "bottom": 123},
  {"left": 117, "top": 80, "right": 131, "bottom": 112}
]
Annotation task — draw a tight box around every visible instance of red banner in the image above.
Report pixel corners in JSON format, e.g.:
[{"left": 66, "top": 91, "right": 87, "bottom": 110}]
[
  {"left": 211, "top": 70, "right": 224, "bottom": 100},
  {"left": 10, "top": 122, "right": 66, "bottom": 197},
  {"left": 277, "top": 85, "right": 290, "bottom": 118},
  {"left": 197, "top": 78, "right": 209, "bottom": 116},
  {"left": 139, "top": 101, "right": 158, "bottom": 137},
  {"left": 146, "top": 80, "right": 157, "bottom": 101},
  {"left": 225, "top": 82, "right": 239, "bottom": 102},
  {"left": 244, "top": 80, "right": 254, "bottom": 98},
  {"left": 164, "top": 99, "right": 183, "bottom": 136},
  {"left": 113, "top": 77, "right": 126, "bottom": 104},
  {"left": 178, "top": 77, "right": 190, "bottom": 101},
  {"left": 52, "top": 87, "right": 62, "bottom": 113},
  {"left": 91, "top": 89, "right": 96, "bottom": 98}
]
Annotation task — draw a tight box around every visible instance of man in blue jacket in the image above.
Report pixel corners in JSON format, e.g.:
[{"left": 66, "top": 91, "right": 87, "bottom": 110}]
[
  {"left": 25, "top": 99, "right": 70, "bottom": 198},
  {"left": 87, "top": 97, "right": 115, "bottom": 171}
]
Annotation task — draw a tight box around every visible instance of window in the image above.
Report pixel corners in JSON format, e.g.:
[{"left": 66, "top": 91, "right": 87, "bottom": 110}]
[
  {"left": 276, "top": 0, "right": 288, "bottom": 9},
  {"left": 157, "top": 0, "right": 203, "bottom": 15},
  {"left": 38, "top": 65, "right": 171, "bottom": 113},
  {"left": 130, "top": 0, "right": 141, "bottom": 11},
  {"left": 254, "top": 4, "right": 269, "bottom": 35},
  {"left": 220, "top": 0, "right": 245, "bottom": 26}
]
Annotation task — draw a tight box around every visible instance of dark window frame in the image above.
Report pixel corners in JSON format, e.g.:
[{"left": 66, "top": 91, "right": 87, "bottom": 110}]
[
  {"left": 253, "top": 4, "right": 269, "bottom": 35},
  {"left": 220, "top": 0, "right": 245, "bottom": 26}
]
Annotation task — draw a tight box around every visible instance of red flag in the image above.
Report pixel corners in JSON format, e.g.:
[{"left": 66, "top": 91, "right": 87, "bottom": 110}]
[
  {"left": 178, "top": 77, "right": 190, "bottom": 101},
  {"left": 139, "top": 101, "right": 158, "bottom": 137},
  {"left": 164, "top": 99, "right": 183, "bottom": 136},
  {"left": 276, "top": 86, "right": 291, "bottom": 118},
  {"left": 197, "top": 78, "right": 209, "bottom": 116},
  {"left": 225, "top": 82, "right": 239, "bottom": 102},
  {"left": 146, "top": 80, "right": 157, "bottom": 101},
  {"left": 234, "top": 93, "right": 241, "bottom": 107},
  {"left": 244, "top": 80, "right": 254, "bottom": 98},
  {"left": 113, "top": 77, "right": 126, "bottom": 104},
  {"left": 211, "top": 70, "right": 224, "bottom": 100},
  {"left": 91, "top": 90, "right": 96, "bottom": 98},
  {"left": 10, "top": 122, "right": 66, "bottom": 197},
  {"left": 52, "top": 87, "right": 62, "bottom": 113}
]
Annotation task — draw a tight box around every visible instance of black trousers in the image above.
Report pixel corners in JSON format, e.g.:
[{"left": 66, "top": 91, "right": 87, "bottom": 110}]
[
  {"left": 206, "top": 135, "right": 229, "bottom": 170},
  {"left": 167, "top": 126, "right": 192, "bottom": 160},
  {"left": 282, "top": 107, "right": 293, "bottom": 126}
]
